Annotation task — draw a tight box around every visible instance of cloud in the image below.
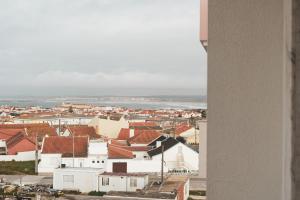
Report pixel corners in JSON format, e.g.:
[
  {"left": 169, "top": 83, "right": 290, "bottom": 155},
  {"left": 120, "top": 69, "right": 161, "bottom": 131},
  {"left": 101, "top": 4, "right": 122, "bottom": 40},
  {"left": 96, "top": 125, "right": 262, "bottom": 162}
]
[
  {"left": 0, "top": 0, "right": 206, "bottom": 96},
  {"left": 33, "top": 70, "right": 201, "bottom": 89}
]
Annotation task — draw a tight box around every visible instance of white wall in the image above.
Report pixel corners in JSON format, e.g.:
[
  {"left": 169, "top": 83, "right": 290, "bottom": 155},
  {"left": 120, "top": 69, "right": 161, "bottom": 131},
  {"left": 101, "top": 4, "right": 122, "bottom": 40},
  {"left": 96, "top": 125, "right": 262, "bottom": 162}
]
[
  {"left": 53, "top": 169, "right": 104, "bottom": 193},
  {"left": 99, "top": 175, "right": 148, "bottom": 192},
  {"left": 106, "top": 159, "right": 166, "bottom": 173},
  {"left": 0, "top": 150, "right": 38, "bottom": 161},
  {"left": 132, "top": 151, "right": 149, "bottom": 160},
  {"left": 38, "top": 154, "right": 99, "bottom": 173},
  {"left": 14, "top": 117, "right": 93, "bottom": 125},
  {"left": 152, "top": 143, "right": 199, "bottom": 171},
  {"left": 38, "top": 154, "right": 62, "bottom": 173},
  {"left": 88, "top": 141, "right": 107, "bottom": 155}
]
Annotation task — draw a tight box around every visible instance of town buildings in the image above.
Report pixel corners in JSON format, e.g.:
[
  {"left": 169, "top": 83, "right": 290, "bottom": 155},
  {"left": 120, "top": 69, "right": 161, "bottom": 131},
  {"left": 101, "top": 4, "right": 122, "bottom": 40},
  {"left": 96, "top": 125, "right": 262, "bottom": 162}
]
[{"left": 0, "top": 103, "right": 206, "bottom": 199}]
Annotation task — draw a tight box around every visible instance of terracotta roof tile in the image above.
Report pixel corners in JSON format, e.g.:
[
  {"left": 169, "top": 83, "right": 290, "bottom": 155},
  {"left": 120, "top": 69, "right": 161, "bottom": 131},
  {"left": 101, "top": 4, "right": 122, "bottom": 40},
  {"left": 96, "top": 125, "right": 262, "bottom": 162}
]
[
  {"left": 117, "top": 128, "right": 140, "bottom": 140},
  {"left": 0, "top": 129, "right": 36, "bottom": 155},
  {"left": 129, "top": 122, "right": 158, "bottom": 127},
  {"left": 175, "top": 124, "right": 192, "bottom": 136},
  {"left": 67, "top": 125, "right": 100, "bottom": 139},
  {"left": 111, "top": 140, "right": 128, "bottom": 146},
  {"left": 128, "top": 130, "right": 162, "bottom": 145},
  {"left": 108, "top": 144, "right": 134, "bottom": 159},
  {"left": 42, "top": 136, "right": 88, "bottom": 157},
  {"left": 110, "top": 144, "right": 152, "bottom": 152},
  {"left": 0, "top": 123, "right": 57, "bottom": 138}
]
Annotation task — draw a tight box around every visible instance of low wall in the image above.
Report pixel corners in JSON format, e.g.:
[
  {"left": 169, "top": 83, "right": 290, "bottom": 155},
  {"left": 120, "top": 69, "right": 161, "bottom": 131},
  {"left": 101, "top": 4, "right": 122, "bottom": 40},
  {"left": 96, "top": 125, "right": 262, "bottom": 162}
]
[{"left": 0, "top": 151, "right": 37, "bottom": 161}]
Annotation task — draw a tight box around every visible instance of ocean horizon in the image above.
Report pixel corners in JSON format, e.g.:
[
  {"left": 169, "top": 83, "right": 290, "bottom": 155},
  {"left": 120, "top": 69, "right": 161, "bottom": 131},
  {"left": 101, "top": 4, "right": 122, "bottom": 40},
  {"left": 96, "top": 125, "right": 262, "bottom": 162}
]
[{"left": 0, "top": 95, "right": 207, "bottom": 110}]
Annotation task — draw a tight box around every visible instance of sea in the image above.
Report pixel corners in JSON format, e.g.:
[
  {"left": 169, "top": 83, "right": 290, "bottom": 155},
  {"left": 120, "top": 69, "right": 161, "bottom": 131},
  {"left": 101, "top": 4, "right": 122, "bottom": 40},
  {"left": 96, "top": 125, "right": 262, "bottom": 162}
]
[{"left": 0, "top": 96, "right": 207, "bottom": 110}]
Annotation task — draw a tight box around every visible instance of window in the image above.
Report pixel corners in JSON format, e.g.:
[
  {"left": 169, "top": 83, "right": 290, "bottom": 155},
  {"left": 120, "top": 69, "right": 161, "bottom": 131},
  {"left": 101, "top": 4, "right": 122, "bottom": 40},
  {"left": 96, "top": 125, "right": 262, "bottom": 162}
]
[
  {"left": 63, "top": 175, "right": 74, "bottom": 184},
  {"left": 102, "top": 177, "right": 109, "bottom": 186},
  {"left": 130, "top": 178, "right": 137, "bottom": 187}
]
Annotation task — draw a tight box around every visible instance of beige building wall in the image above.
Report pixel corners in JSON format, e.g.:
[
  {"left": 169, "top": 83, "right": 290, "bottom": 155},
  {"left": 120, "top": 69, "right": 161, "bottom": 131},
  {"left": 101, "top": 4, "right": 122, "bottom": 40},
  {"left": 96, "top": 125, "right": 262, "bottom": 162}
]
[
  {"left": 207, "top": 0, "right": 293, "bottom": 199},
  {"left": 198, "top": 120, "right": 207, "bottom": 179},
  {"left": 88, "top": 117, "right": 129, "bottom": 138}
]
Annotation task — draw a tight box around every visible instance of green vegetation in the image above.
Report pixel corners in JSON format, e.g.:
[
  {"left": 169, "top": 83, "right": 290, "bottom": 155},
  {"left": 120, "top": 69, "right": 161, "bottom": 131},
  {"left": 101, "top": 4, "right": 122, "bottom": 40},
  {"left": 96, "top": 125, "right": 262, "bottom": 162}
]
[
  {"left": 62, "top": 190, "right": 81, "bottom": 195},
  {"left": 88, "top": 191, "right": 106, "bottom": 196},
  {"left": 0, "top": 160, "right": 35, "bottom": 175}
]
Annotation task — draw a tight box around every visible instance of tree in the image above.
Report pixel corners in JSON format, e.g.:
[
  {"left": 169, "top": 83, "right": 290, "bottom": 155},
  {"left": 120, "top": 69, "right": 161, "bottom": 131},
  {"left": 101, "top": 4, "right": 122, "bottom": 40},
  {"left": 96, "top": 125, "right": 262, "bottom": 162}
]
[
  {"left": 201, "top": 110, "right": 207, "bottom": 118},
  {"left": 68, "top": 106, "right": 74, "bottom": 113},
  {"left": 0, "top": 187, "right": 5, "bottom": 199}
]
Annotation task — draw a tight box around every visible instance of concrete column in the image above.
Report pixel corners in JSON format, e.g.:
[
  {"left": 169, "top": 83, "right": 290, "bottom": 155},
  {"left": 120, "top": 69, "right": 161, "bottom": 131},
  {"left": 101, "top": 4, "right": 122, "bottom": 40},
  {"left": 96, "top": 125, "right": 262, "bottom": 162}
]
[
  {"left": 198, "top": 120, "right": 207, "bottom": 179},
  {"left": 207, "top": 0, "right": 293, "bottom": 199},
  {"left": 292, "top": 0, "right": 300, "bottom": 199}
]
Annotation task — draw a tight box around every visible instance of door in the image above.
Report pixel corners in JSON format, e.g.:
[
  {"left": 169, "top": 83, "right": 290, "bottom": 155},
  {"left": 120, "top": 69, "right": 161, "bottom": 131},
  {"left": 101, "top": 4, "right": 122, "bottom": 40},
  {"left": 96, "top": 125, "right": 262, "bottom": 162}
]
[{"left": 112, "top": 162, "right": 127, "bottom": 173}]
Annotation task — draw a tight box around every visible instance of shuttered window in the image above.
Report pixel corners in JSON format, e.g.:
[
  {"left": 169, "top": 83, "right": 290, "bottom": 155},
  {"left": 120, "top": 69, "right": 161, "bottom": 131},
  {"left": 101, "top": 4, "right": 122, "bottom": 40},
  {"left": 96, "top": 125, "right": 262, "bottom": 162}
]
[{"left": 102, "top": 177, "right": 109, "bottom": 186}]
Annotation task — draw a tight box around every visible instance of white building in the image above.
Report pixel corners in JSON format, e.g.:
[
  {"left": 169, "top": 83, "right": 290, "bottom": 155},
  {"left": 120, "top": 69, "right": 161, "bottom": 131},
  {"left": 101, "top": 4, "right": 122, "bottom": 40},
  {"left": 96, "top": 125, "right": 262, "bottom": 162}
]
[
  {"left": 88, "top": 140, "right": 108, "bottom": 169},
  {"left": 53, "top": 168, "right": 104, "bottom": 193},
  {"left": 106, "top": 144, "right": 166, "bottom": 173},
  {"left": 14, "top": 117, "right": 93, "bottom": 126},
  {"left": 148, "top": 137, "right": 199, "bottom": 172},
  {"left": 105, "top": 159, "right": 165, "bottom": 173},
  {"left": 38, "top": 137, "right": 108, "bottom": 173},
  {"left": 99, "top": 172, "right": 148, "bottom": 192}
]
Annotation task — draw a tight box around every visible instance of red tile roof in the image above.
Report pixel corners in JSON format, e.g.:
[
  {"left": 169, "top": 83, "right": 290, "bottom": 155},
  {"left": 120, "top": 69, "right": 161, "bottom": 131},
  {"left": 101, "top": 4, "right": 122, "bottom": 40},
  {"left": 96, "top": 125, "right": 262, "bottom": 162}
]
[
  {"left": 128, "top": 130, "right": 162, "bottom": 145},
  {"left": 0, "top": 129, "right": 24, "bottom": 141},
  {"left": 8, "top": 137, "right": 36, "bottom": 155},
  {"left": 0, "top": 123, "right": 49, "bottom": 128},
  {"left": 0, "top": 129, "right": 36, "bottom": 155},
  {"left": 108, "top": 144, "right": 134, "bottom": 159},
  {"left": 129, "top": 122, "right": 158, "bottom": 127},
  {"left": 0, "top": 123, "right": 57, "bottom": 138},
  {"left": 110, "top": 144, "right": 152, "bottom": 152},
  {"left": 67, "top": 125, "right": 100, "bottom": 139},
  {"left": 42, "top": 136, "right": 88, "bottom": 157},
  {"left": 175, "top": 124, "right": 192, "bottom": 136},
  {"left": 111, "top": 140, "right": 128, "bottom": 146},
  {"left": 117, "top": 128, "right": 139, "bottom": 140},
  {"left": 101, "top": 172, "right": 148, "bottom": 177}
]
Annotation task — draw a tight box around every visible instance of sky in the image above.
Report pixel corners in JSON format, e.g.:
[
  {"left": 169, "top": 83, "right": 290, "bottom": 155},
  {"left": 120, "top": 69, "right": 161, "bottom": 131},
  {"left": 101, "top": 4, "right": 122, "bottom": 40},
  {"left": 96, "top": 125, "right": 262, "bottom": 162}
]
[{"left": 0, "top": 0, "right": 207, "bottom": 96}]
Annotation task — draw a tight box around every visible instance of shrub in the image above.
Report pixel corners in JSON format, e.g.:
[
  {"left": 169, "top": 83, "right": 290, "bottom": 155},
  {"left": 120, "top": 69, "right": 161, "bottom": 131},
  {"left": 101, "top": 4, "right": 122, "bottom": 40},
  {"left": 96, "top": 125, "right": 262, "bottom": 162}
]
[{"left": 88, "top": 191, "right": 106, "bottom": 196}]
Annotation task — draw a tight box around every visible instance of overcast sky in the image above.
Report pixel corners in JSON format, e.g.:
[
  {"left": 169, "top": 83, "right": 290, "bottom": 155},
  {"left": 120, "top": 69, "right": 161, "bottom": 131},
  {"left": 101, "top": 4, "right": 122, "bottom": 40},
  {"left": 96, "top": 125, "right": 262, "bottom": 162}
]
[{"left": 0, "top": 0, "right": 206, "bottom": 96}]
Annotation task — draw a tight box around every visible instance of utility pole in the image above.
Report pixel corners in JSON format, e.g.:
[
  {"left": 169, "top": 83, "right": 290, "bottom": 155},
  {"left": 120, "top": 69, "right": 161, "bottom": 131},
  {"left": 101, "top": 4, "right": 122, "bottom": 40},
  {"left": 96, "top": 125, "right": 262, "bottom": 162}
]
[
  {"left": 67, "top": 125, "right": 75, "bottom": 167},
  {"left": 72, "top": 134, "right": 75, "bottom": 167},
  {"left": 35, "top": 134, "right": 38, "bottom": 174},
  {"left": 161, "top": 144, "right": 164, "bottom": 184},
  {"left": 58, "top": 118, "right": 61, "bottom": 136},
  {"left": 194, "top": 120, "right": 197, "bottom": 144}
]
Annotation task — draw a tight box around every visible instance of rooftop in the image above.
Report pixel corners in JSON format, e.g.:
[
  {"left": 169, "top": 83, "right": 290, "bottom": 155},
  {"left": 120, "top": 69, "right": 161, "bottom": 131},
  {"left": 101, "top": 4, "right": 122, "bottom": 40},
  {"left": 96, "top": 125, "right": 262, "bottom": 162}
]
[
  {"left": 101, "top": 172, "right": 148, "bottom": 177},
  {"left": 42, "top": 136, "right": 88, "bottom": 157}
]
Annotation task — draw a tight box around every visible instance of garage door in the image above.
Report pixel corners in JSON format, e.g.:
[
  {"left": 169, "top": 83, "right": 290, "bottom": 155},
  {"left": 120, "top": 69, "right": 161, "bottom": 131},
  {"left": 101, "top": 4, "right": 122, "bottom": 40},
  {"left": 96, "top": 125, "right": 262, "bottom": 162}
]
[{"left": 113, "top": 162, "right": 127, "bottom": 173}]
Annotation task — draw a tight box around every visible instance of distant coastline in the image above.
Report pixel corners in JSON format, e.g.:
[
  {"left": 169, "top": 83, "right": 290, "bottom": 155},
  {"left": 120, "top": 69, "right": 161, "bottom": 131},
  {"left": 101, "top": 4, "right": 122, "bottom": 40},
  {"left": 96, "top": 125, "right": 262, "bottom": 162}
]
[{"left": 0, "top": 95, "right": 207, "bottom": 109}]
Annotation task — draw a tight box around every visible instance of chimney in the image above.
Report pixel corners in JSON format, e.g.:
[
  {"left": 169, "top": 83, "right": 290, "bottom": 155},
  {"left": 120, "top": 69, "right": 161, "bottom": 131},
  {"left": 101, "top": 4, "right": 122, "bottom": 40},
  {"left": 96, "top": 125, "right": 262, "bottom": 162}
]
[
  {"left": 156, "top": 141, "right": 162, "bottom": 147},
  {"left": 129, "top": 128, "right": 135, "bottom": 138}
]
